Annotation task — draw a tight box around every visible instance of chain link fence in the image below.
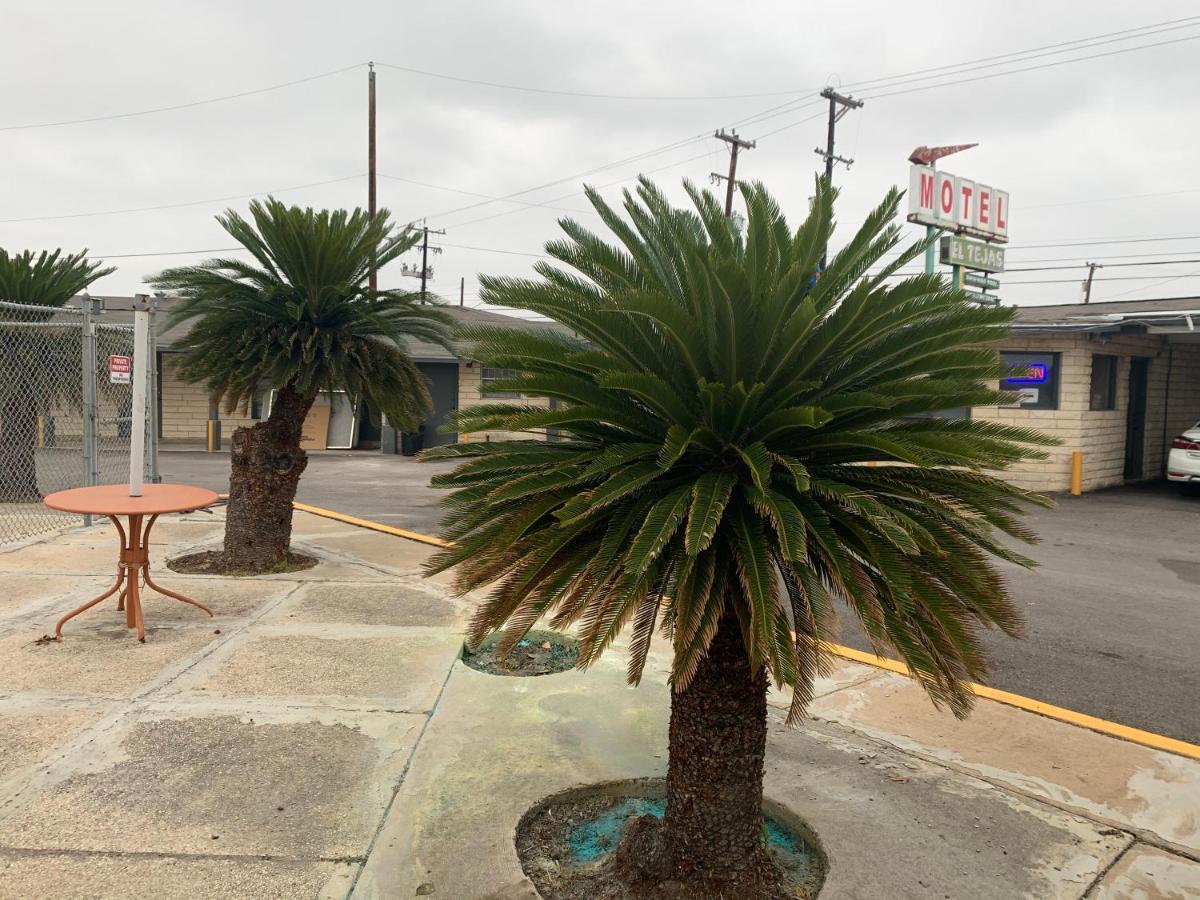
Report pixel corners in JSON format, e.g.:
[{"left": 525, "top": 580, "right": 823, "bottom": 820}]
[{"left": 0, "top": 298, "right": 158, "bottom": 545}]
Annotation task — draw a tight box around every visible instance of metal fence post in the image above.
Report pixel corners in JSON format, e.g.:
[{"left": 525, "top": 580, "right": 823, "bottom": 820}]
[
  {"left": 147, "top": 296, "right": 161, "bottom": 483},
  {"left": 80, "top": 294, "right": 101, "bottom": 526}
]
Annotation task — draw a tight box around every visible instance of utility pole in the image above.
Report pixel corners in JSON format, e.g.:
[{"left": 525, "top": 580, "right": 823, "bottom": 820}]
[
  {"left": 413, "top": 225, "right": 445, "bottom": 304},
  {"left": 814, "top": 87, "right": 863, "bottom": 270},
  {"left": 713, "top": 130, "right": 755, "bottom": 217},
  {"left": 1082, "top": 261, "right": 1101, "bottom": 304},
  {"left": 459, "top": 276, "right": 465, "bottom": 307},
  {"left": 367, "top": 62, "right": 378, "bottom": 293}
]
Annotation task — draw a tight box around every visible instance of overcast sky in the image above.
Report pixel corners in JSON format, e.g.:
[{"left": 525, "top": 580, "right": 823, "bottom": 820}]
[{"left": 2, "top": 1, "right": 1198, "bottom": 312}]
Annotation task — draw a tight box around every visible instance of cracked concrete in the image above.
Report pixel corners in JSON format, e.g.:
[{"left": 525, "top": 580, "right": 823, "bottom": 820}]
[{"left": 0, "top": 508, "right": 1196, "bottom": 899}]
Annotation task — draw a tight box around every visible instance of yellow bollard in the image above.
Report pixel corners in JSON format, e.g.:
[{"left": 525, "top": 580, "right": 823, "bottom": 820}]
[{"left": 1070, "top": 450, "right": 1083, "bottom": 496}]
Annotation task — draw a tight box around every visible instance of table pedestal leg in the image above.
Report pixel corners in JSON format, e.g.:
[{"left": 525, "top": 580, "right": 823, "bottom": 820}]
[{"left": 54, "top": 512, "right": 212, "bottom": 642}]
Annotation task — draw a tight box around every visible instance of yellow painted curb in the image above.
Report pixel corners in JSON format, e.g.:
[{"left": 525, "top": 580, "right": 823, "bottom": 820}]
[
  {"left": 286, "top": 499, "right": 1200, "bottom": 762},
  {"left": 291, "top": 500, "right": 453, "bottom": 548},
  {"left": 821, "top": 642, "right": 1200, "bottom": 761}
]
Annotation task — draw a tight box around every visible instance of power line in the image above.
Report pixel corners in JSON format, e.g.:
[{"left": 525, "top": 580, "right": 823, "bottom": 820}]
[
  {"left": 861, "top": 33, "right": 1200, "bottom": 101},
  {"left": 0, "top": 63, "right": 365, "bottom": 132},
  {"left": 0, "top": 175, "right": 364, "bottom": 223},
  {"left": 378, "top": 173, "right": 593, "bottom": 215},
  {"left": 373, "top": 62, "right": 808, "bottom": 101},
  {"left": 377, "top": 16, "right": 1200, "bottom": 103}
]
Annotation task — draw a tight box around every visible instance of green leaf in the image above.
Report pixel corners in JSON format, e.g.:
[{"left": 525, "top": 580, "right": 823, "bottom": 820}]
[{"left": 685, "top": 472, "right": 737, "bottom": 555}]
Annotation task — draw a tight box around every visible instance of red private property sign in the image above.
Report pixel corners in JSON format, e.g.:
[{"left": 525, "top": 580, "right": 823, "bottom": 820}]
[
  {"left": 108, "top": 355, "right": 132, "bottom": 384},
  {"left": 907, "top": 164, "right": 1009, "bottom": 243}
]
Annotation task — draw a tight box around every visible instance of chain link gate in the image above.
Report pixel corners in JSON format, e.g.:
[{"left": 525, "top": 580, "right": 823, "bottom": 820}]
[{"left": 0, "top": 297, "right": 158, "bottom": 544}]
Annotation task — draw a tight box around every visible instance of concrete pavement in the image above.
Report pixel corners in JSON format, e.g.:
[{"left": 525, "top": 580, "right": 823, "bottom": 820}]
[
  {"left": 160, "top": 449, "right": 1200, "bottom": 743},
  {"left": 0, "top": 511, "right": 1197, "bottom": 898}
]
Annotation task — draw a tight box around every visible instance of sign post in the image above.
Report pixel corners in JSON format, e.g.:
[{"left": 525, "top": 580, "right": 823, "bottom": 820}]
[{"left": 129, "top": 296, "right": 149, "bottom": 497}]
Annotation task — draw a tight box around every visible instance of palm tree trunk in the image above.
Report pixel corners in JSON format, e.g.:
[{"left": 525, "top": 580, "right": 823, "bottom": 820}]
[
  {"left": 222, "top": 382, "right": 314, "bottom": 572},
  {"left": 618, "top": 612, "right": 779, "bottom": 895},
  {"left": 0, "top": 397, "right": 42, "bottom": 502}
]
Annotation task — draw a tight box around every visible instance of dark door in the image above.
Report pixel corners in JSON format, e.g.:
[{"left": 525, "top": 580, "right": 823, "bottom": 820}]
[
  {"left": 417, "top": 362, "right": 459, "bottom": 448},
  {"left": 356, "top": 402, "right": 381, "bottom": 450},
  {"left": 1124, "top": 357, "right": 1149, "bottom": 480}
]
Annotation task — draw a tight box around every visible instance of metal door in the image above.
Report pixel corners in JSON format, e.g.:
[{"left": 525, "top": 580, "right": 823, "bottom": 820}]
[
  {"left": 417, "top": 362, "right": 459, "bottom": 448},
  {"left": 1124, "top": 357, "right": 1149, "bottom": 480}
]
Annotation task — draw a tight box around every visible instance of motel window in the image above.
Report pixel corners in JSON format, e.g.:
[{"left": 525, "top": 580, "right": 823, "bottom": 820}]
[
  {"left": 1089, "top": 354, "right": 1118, "bottom": 411},
  {"left": 999, "top": 351, "right": 1060, "bottom": 411},
  {"left": 481, "top": 367, "right": 520, "bottom": 399}
]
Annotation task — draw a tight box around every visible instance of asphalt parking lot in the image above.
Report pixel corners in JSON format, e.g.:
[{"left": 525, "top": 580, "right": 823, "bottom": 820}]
[{"left": 161, "top": 449, "right": 1199, "bottom": 743}]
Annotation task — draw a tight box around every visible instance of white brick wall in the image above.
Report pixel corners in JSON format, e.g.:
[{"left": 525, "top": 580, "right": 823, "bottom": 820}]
[{"left": 973, "top": 334, "right": 1200, "bottom": 493}]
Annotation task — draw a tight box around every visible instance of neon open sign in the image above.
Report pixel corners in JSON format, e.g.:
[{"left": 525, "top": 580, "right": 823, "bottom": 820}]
[{"left": 1006, "top": 363, "right": 1049, "bottom": 384}]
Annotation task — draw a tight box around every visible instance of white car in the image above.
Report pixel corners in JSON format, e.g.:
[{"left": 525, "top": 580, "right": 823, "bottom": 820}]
[{"left": 1167, "top": 422, "right": 1200, "bottom": 489}]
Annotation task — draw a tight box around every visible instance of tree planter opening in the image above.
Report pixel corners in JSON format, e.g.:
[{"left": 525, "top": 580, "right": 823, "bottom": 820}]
[
  {"left": 166, "top": 549, "right": 318, "bottom": 577},
  {"left": 461, "top": 629, "right": 579, "bottom": 677},
  {"left": 517, "top": 778, "right": 826, "bottom": 900}
]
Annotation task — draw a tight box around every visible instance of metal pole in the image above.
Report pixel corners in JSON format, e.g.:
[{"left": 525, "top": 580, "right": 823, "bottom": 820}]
[
  {"left": 368, "top": 62, "right": 377, "bottom": 293},
  {"left": 129, "top": 295, "right": 149, "bottom": 497},
  {"left": 80, "top": 295, "right": 100, "bottom": 525},
  {"left": 924, "top": 161, "right": 938, "bottom": 275},
  {"left": 147, "top": 296, "right": 161, "bottom": 483},
  {"left": 459, "top": 276, "right": 465, "bottom": 307}
]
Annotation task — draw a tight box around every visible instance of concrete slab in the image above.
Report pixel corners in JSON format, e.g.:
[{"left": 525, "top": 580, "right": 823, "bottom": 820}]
[
  {"left": 352, "top": 652, "right": 671, "bottom": 900},
  {"left": 187, "top": 630, "right": 462, "bottom": 710},
  {"left": 807, "top": 671, "right": 1200, "bottom": 854},
  {"left": 0, "top": 710, "right": 423, "bottom": 859},
  {"left": 0, "top": 574, "right": 88, "bottom": 617},
  {"left": 1089, "top": 844, "right": 1200, "bottom": 899},
  {"left": 0, "top": 627, "right": 221, "bottom": 698},
  {"left": 0, "top": 534, "right": 119, "bottom": 575},
  {"left": 0, "top": 708, "right": 103, "bottom": 783},
  {"left": 0, "top": 851, "right": 355, "bottom": 900},
  {"left": 133, "top": 576, "right": 293, "bottom": 623},
  {"left": 269, "top": 581, "right": 462, "bottom": 628},
  {"left": 766, "top": 718, "right": 1127, "bottom": 899},
  {"left": 354, "top": 646, "right": 1123, "bottom": 900},
  {"left": 291, "top": 527, "right": 438, "bottom": 576}
]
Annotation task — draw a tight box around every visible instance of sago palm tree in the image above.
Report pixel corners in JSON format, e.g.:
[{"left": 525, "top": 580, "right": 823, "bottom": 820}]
[
  {"left": 425, "top": 178, "right": 1053, "bottom": 897},
  {"left": 0, "top": 249, "right": 113, "bottom": 500},
  {"left": 150, "top": 198, "right": 453, "bottom": 573}
]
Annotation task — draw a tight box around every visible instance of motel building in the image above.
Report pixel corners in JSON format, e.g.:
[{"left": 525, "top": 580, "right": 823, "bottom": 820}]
[{"left": 80, "top": 293, "right": 1200, "bottom": 496}]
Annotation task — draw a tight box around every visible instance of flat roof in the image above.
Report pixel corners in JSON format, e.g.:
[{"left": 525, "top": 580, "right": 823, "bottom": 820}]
[{"left": 1012, "top": 296, "right": 1200, "bottom": 335}]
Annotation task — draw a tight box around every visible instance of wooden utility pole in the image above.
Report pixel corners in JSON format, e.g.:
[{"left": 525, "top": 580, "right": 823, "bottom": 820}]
[
  {"left": 368, "top": 62, "right": 378, "bottom": 293},
  {"left": 418, "top": 225, "right": 445, "bottom": 304},
  {"left": 713, "top": 130, "right": 755, "bottom": 217},
  {"left": 1082, "top": 261, "right": 1101, "bottom": 304},
  {"left": 814, "top": 87, "right": 863, "bottom": 270}
]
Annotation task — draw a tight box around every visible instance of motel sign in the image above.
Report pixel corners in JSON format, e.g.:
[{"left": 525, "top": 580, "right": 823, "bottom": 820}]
[{"left": 907, "top": 165, "right": 1009, "bottom": 243}]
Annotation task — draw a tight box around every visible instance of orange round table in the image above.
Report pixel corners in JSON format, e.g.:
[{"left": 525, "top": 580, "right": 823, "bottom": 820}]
[{"left": 44, "top": 483, "right": 220, "bottom": 642}]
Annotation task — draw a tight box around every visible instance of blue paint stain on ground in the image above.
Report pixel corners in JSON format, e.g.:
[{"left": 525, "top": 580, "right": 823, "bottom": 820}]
[{"left": 566, "top": 796, "right": 823, "bottom": 891}]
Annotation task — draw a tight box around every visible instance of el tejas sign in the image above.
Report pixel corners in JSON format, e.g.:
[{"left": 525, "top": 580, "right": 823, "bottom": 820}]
[{"left": 907, "top": 165, "right": 1009, "bottom": 243}]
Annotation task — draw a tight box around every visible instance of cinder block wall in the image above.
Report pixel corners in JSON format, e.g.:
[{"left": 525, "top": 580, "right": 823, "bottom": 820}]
[
  {"left": 973, "top": 334, "right": 1085, "bottom": 493},
  {"left": 974, "top": 334, "right": 1200, "bottom": 493},
  {"left": 455, "top": 363, "right": 549, "bottom": 443},
  {"left": 159, "top": 354, "right": 258, "bottom": 441}
]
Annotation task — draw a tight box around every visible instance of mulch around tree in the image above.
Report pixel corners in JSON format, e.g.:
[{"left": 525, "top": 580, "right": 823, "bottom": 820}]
[
  {"left": 461, "top": 629, "right": 579, "bottom": 677},
  {"left": 166, "top": 550, "right": 318, "bottom": 577},
  {"left": 516, "top": 778, "right": 826, "bottom": 900}
]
